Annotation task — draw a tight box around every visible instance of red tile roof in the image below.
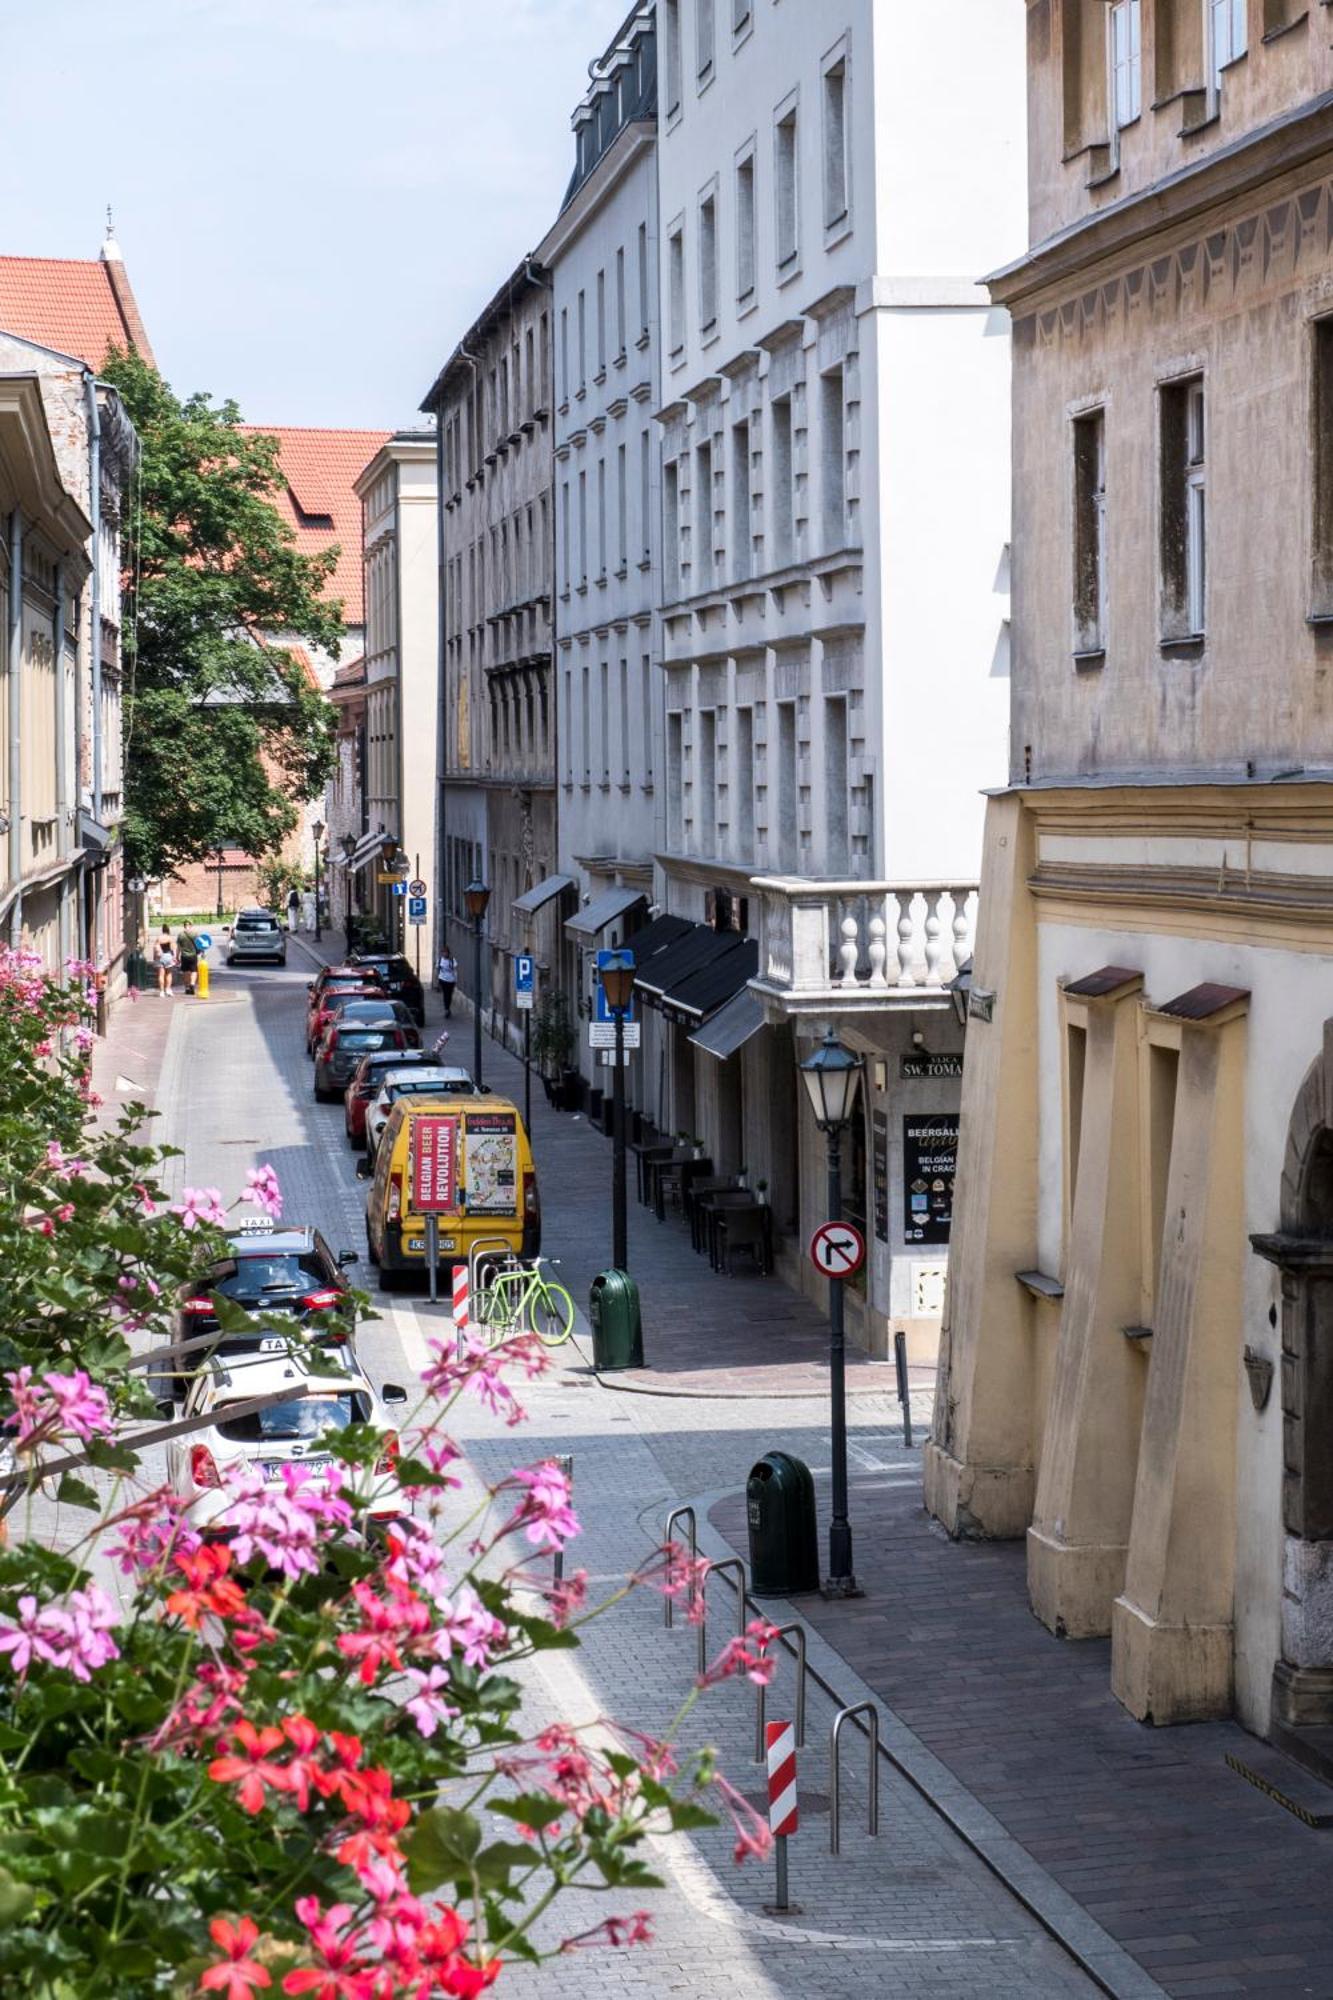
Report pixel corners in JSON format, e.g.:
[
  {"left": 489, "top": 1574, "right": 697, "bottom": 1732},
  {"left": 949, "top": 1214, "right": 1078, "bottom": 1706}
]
[
  {"left": 0, "top": 254, "right": 154, "bottom": 369},
  {"left": 240, "top": 427, "right": 389, "bottom": 626}
]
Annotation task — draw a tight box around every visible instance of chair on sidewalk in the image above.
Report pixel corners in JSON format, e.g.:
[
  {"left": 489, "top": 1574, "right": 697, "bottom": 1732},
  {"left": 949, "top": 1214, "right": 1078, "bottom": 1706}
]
[{"left": 716, "top": 1202, "right": 771, "bottom": 1276}]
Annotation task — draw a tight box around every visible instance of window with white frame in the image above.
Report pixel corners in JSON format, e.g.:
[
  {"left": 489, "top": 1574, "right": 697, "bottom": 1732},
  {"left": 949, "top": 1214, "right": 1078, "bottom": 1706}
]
[
  {"left": 699, "top": 187, "right": 718, "bottom": 333},
  {"left": 664, "top": 0, "right": 682, "bottom": 116},
  {"left": 822, "top": 49, "right": 849, "bottom": 229},
  {"left": 1207, "top": 0, "right": 1246, "bottom": 95},
  {"left": 668, "top": 224, "right": 685, "bottom": 357},
  {"left": 1108, "top": 0, "right": 1140, "bottom": 129},
  {"left": 1159, "top": 376, "right": 1206, "bottom": 641},
  {"left": 775, "top": 100, "right": 799, "bottom": 270},
  {"left": 735, "top": 147, "right": 756, "bottom": 302},
  {"left": 697, "top": 0, "right": 714, "bottom": 83}
]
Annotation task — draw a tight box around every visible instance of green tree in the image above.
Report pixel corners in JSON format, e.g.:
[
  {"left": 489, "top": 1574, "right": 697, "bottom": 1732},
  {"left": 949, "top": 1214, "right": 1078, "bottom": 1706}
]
[{"left": 102, "top": 349, "right": 344, "bottom": 878}]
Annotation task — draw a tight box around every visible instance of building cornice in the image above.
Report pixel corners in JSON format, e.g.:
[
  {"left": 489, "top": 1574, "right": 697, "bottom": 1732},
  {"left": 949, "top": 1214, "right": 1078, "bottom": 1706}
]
[{"left": 535, "top": 122, "right": 657, "bottom": 269}]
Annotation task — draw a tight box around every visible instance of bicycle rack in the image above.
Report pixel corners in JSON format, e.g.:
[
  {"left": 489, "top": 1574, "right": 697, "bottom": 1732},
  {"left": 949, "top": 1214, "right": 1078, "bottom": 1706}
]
[
  {"left": 698, "top": 1556, "right": 747, "bottom": 1676},
  {"left": 829, "top": 1700, "right": 880, "bottom": 1855},
  {"left": 753, "top": 1621, "right": 807, "bottom": 1762},
  {"left": 469, "top": 1236, "right": 517, "bottom": 1301},
  {"left": 553, "top": 1454, "right": 573, "bottom": 1586},
  {"left": 663, "top": 1505, "right": 697, "bottom": 1629}
]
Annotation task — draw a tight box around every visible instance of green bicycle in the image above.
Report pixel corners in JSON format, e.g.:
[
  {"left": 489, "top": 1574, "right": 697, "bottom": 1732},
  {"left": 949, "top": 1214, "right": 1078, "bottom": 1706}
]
[{"left": 473, "top": 1256, "right": 576, "bottom": 1348}]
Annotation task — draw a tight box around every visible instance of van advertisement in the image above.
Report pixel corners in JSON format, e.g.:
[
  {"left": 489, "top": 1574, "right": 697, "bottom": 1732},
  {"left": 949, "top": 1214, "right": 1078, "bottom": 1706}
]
[
  {"left": 465, "top": 1111, "right": 518, "bottom": 1216},
  {"left": 410, "top": 1115, "right": 459, "bottom": 1214}
]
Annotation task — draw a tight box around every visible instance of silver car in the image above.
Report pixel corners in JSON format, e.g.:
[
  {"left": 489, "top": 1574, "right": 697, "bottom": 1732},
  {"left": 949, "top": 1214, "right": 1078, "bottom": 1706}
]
[
  {"left": 364, "top": 1065, "right": 476, "bottom": 1162},
  {"left": 227, "top": 910, "right": 287, "bottom": 966}
]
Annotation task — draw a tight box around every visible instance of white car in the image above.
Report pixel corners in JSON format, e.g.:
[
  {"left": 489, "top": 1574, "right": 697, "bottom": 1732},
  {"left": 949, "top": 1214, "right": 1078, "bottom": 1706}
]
[
  {"left": 227, "top": 910, "right": 287, "bottom": 967},
  {"left": 364, "top": 1065, "right": 476, "bottom": 1162},
  {"left": 165, "top": 1347, "right": 408, "bottom": 1538}
]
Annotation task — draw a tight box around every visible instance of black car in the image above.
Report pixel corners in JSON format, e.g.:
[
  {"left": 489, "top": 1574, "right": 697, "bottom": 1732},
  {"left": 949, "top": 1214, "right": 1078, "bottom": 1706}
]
[
  {"left": 349, "top": 952, "right": 425, "bottom": 1025},
  {"left": 163, "top": 1223, "right": 361, "bottom": 1399}
]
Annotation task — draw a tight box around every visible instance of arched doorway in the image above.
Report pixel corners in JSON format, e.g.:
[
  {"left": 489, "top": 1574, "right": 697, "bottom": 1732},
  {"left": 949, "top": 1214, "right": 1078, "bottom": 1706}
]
[{"left": 1253, "top": 1037, "right": 1333, "bottom": 1736}]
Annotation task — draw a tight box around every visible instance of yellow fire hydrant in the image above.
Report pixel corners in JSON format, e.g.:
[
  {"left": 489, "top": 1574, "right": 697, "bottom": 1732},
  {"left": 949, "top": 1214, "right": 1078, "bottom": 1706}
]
[{"left": 196, "top": 956, "right": 210, "bottom": 999}]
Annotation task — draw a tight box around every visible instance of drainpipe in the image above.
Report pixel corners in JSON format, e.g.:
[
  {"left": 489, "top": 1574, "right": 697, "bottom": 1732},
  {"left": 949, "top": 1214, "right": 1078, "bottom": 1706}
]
[
  {"left": 433, "top": 408, "right": 448, "bottom": 976},
  {"left": 54, "top": 562, "right": 70, "bottom": 967},
  {"left": 7, "top": 508, "right": 23, "bottom": 943},
  {"left": 85, "top": 371, "right": 103, "bottom": 823}
]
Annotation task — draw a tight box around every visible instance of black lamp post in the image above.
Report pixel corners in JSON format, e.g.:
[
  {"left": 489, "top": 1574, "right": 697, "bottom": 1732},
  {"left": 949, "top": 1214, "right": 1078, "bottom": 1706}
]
[
  {"left": 800, "top": 1026, "right": 865, "bottom": 1599},
  {"left": 463, "top": 879, "right": 491, "bottom": 1089},
  {"left": 600, "top": 949, "right": 636, "bottom": 1272},
  {"left": 214, "top": 848, "right": 225, "bottom": 921},
  {"left": 339, "top": 834, "right": 356, "bottom": 944},
  {"left": 312, "top": 819, "right": 325, "bottom": 943}
]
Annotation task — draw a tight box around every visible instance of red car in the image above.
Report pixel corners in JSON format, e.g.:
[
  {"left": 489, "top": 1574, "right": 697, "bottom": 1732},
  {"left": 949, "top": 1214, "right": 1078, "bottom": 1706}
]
[
  {"left": 306, "top": 981, "right": 384, "bottom": 1057},
  {"left": 344, "top": 1047, "right": 438, "bottom": 1148}
]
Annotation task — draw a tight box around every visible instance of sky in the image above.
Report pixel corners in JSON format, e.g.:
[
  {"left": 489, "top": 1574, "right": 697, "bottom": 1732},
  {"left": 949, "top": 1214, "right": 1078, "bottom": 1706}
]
[{"left": 0, "top": 0, "right": 630, "bottom": 428}]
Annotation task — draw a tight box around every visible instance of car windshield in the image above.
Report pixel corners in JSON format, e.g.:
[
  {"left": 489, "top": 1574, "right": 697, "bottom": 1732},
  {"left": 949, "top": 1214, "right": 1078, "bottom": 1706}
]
[
  {"left": 340, "top": 1002, "right": 399, "bottom": 1021},
  {"left": 337, "top": 1030, "right": 393, "bottom": 1051},
  {"left": 389, "top": 1077, "right": 463, "bottom": 1100},
  {"left": 215, "top": 1393, "right": 365, "bottom": 1443},
  {"left": 236, "top": 918, "right": 278, "bottom": 933},
  {"left": 207, "top": 1254, "right": 326, "bottom": 1302}
]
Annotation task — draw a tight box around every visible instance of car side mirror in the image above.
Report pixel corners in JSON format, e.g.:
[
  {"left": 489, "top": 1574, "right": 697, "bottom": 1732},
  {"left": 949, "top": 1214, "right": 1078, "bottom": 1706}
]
[
  {"left": 154, "top": 1397, "right": 175, "bottom": 1423},
  {"left": 338, "top": 1250, "right": 359, "bottom": 1267},
  {"left": 382, "top": 1383, "right": 408, "bottom": 1405},
  {"left": 355, "top": 1157, "right": 372, "bottom": 1180},
  {"left": 306, "top": 981, "right": 315, "bottom": 992}
]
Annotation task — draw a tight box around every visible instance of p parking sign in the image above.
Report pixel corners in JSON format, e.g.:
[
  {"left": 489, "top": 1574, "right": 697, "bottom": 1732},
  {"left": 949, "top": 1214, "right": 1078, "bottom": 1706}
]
[{"left": 515, "top": 954, "right": 535, "bottom": 1010}]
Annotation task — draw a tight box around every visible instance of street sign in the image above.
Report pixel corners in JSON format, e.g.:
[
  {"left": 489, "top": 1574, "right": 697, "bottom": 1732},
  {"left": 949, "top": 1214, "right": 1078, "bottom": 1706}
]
[
  {"left": 594, "top": 946, "right": 636, "bottom": 1026},
  {"left": 194, "top": 931, "right": 213, "bottom": 953},
  {"left": 378, "top": 872, "right": 407, "bottom": 888},
  {"left": 410, "top": 1114, "right": 459, "bottom": 1214},
  {"left": 515, "top": 953, "right": 535, "bottom": 1011},
  {"left": 590, "top": 1019, "right": 641, "bottom": 1050},
  {"left": 810, "top": 1219, "right": 866, "bottom": 1280},
  {"left": 408, "top": 878, "right": 427, "bottom": 899},
  {"left": 408, "top": 896, "right": 427, "bottom": 925}
]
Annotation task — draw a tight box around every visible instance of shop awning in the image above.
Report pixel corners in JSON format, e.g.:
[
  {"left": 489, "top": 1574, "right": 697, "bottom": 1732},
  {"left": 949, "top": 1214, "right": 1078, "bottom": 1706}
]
[
  {"left": 662, "top": 936, "right": 758, "bottom": 1025},
  {"left": 621, "top": 911, "right": 691, "bottom": 968},
  {"left": 512, "top": 873, "right": 576, "bottom": 916},
  {"left": 564, "top": 885, "right": 647, "bottom": 941},
  {"left": 634, "top": 923, "right": 730, "bottom": 1003},
  {"left": 687, "top": 987, "right": 765, "bottom": 1061},
  {"left": 349, "top": 828, "right": 391, "bottom": 871}
]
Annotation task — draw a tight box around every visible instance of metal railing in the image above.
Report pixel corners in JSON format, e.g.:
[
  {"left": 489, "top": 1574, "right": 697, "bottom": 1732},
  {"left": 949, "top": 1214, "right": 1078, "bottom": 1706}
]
[
  {"left": 830, "top": 1700, "right": 880, "bottom": 1855},
  {"left": 698, "top": 1556, "right": 747, "bottom": 1675},
  {"left": 663, "top": 1505, "right": 697, "bottom": 1630},
  {"left": 754, "top": 1620, "right": 807, "bottom": 1762}
]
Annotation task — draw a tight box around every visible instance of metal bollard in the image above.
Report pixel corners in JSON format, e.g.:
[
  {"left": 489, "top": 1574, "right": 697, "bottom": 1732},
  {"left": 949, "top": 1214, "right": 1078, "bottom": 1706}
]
[
  {"left": 754, "top": 1621, "right": 807, "bottom": 1762},
  {"left": 553, "top": 1454, "right": 574, "bottom": 1587},
  {"left": 829, "top": 1700, "right": 880, "bottom": 1855},
  {"left": 698, "top": 1556, "right": 747, "bottom": 1677},
  {"left": 893, "top": 1328, "right": 913, "bottom": 1449},
  {"left": 663, "top": 1505, "right": 697, "bottom": 1629}
]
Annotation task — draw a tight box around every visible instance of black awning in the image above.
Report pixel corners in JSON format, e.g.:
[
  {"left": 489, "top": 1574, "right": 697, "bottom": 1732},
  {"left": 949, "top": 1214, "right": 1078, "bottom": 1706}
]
[
  {"left": 661, "top": 936, "right": 758, "bottom": 1025},
  {"left": 623, "top": 911, "right": 692, "bottom": 969},
  {"left": 634, "top": 923, "right": 726, "bottom": 1002}
]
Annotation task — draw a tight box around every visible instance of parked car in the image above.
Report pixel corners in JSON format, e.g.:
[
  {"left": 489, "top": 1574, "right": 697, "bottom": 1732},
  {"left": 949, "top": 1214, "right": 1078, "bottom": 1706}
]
[
  {"left": 365, "top": 1093, "right": 539, "bottom": 1286},
  {"left": 306, "top": 979, "right": 387, "bottom": 1055},
  {"left": 364, "top": 1065, "right": 477, "bottom": 1163},
  {"left": 314, "top": 1015, "right": 418, "bottom": 1099},
  {"left": 349, "top": 952, "right": 426, "bottom": 1026},
  {"left": 344, "top": 1047, "right": 441, "bottom": 1148},
  {"left": 165, "top": 1348, "right": 407, "bottom": 1540},
  {"left": 227, "top": 910, "right": 287, "bottom": 966},
  {"left": 161, "top": 1222, "right": 361, "bottom": 1396}
]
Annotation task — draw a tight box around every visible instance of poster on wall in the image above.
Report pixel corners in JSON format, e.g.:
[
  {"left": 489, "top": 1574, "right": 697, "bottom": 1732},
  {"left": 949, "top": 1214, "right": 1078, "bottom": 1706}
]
[
  {"left": 903, "top": 1112, "right": 959, "bottom": 1244},
  {"left": 464, "top": 1111, "right": 519, "bottom": 1216},
  {"left": 872, "top": 1110, "right": 889, "bottom": 1242}
]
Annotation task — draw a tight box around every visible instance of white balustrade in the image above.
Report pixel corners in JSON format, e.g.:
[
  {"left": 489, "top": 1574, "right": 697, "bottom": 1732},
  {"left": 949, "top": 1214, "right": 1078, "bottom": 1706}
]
[{"left": 752, "top": 879, "right": 977, "bottom": 1006}]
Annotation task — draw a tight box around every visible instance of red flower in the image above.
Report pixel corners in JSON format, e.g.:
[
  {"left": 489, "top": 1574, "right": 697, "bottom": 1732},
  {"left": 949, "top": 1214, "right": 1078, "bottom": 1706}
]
[
  {"left": 166, "top": 1544, "right": 249, "bottom": 1631},
  {"left": 281, "top": 1897, "right": 377, "bottom": 1999},
  {"left": 208, "top": 1721, "right": 292, "bottom": 1816},
  {"left": 279, "top": 1714, "right": 325, "bottom": 1812},
  {"left": 437, "top": 1959, "right": 501, "bottom": 1998},
  {"left": 199, "top": 1913, "right": 272, "bottom": 1996}
]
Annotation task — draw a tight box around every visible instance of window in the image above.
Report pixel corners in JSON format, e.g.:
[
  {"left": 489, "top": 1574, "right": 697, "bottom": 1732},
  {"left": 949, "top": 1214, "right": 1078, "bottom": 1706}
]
[
  {"left": 664, "top": 0, "right": 681, "bottom": 115},
  {"left": 731, "top": 420, "right": 751, "bottom": 581},
  {"left": 638, "top": 222, "right": 650, "bottom": 337},
  {"left": 578, "top": 469, "right": 588, "bottom": 588},
  {"left": 824, "top": 696, "right": 848, "bottom": 873},
  {"left": 1207, "top": 0, "right": 1246, "bottom": 94},
  {"left": 563, "top": 668, "right": 573, "bottom": 784},
  {"left": 775, "top": 103, "right": 799, "bottom": 269},
  {"left": 770, "top": 395, "right": 793, "bottom": 565},
  {"left": 1072, "top": 409, "right": 1107, "bottom": 656},
  {"left": 577, "top": 290, "right": 587, "bottom": 393},
  {"left": 733, "top": 0, "right": 752, "bottom": 34},
  {"left": 600, "top": 661, "right": 610, "bottom": 783},
  {"left": 699, "top": 189, "right": 718, "bottom": 333},
  {"left": 668, "top": 225, "right": 685, "bottom": 356},
  {"left": 596, "top": 270, "right": 606, "bottom": 375},
  {"left": 619, "top": 658, "right": 630, "bottom": 784},
  {"left": 597, "top": 458, "right": 607, "bottom": 579},
  {"left": 735, "top": 706, "right": 755, "bottom": 850},
  {"left": 581, "top": 664, "right": 591, "bottom": 784},
  {"left": 695, "top": 440, "right": 713, "bottom": 589},
  {"left": 822, "top": 54, "right": 849, "bottom": 228},
  {"left": 641, "top": 654, "right": 653, "bottom": 782},
  {"left": 1313, "top": 320, "right": 1333, "bottom": 616},
  {"left": 640, "top": 431, "right": 652, "bottom": 562},
  {"left": 664, "top": 460, "right": 681, "bottom": 597},
  {"left": 615, "top": 246, "right": 626, "bottom": 358},
  {"left": 699, "top": 710, "right": 717, "bottom": 851},
  {"left": 697, "top": 0, "right": 714, "bottom": 83},
  {"left": 819, "top": 367, "right": 845, "bottom": 549},
  {"left": 1159, "top": 376, "right": 1205, "bottom": 641},
  {"left": 735, "top": 149, "right": 756, "bottom": 302},
  {"left": 776, "top": 701, "right": 797, "bottom": 870},
  {"left": 1108, "top": 0, "right": 1140, "bottom": 129},
  {"left": 616, "top": 443, "right": 627, "bottom": 570}
]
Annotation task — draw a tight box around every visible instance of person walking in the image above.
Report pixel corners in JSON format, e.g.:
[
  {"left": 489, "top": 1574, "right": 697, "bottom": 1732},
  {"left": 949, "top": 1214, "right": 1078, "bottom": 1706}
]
[
  {"left": 154, "top": 926, "right": 177, "bottom": 997},
  {"left": 287, "top": 888, "right": 301, "bottom": 934},
  {"left": 437, "top": 949, "right": 458, "bottom": 1018},
  {"left": 177, "top": 928, "right": 199, "bottom": 996}
]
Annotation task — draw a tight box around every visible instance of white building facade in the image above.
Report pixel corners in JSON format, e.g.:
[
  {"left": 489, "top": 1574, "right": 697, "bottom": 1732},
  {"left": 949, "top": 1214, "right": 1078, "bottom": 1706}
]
[
  {"left": 536, "top": 3, "right": 662, "bottom": 1097},
  {"left": 650, "top": 0, "right": 1025, "bottom": 1355}
]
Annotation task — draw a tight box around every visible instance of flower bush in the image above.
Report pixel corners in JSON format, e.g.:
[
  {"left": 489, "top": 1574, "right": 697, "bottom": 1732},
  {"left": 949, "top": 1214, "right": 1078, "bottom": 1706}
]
[{"left": 0, "top": 954, "right": 771, "bottom": 1995}]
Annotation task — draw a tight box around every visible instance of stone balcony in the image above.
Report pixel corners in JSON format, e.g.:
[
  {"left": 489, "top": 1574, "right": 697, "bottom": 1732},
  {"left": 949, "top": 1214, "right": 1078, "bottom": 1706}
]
[{"left": 749, "top": 877, "right": 977, "bottom": 1019}]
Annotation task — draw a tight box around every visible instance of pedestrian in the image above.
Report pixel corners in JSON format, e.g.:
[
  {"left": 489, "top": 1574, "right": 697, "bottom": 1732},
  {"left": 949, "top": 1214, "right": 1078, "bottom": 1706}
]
[
  {"left": 177, "top": 927, "right": 199, "bottom": 996},
  {"left": 287, "top": 888, "right": 300, "bottom": 934},
  {"left": 437, "top": 949, "right": 458, "bottom": 1018},
  {"left": 154, "top": 926, "right": 176, "bottom": 997}
]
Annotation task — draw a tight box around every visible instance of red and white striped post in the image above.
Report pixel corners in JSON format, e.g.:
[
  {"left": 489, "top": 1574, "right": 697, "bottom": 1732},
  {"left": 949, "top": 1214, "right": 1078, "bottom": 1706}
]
[
  {"left": 452, "top": 1264, "right": 469, "bottom": 1353},
  {"left": 765, "top": 1719, "right": 798, "bottom": 1911}
]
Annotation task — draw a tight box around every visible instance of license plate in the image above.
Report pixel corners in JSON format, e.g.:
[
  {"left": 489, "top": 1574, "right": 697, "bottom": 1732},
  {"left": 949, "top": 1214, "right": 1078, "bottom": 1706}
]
[
  {"left": 263, "top": 1455, "right": 332, "bottom": 1482},
  {"left": 405, "top": 1237, "right": 454, "bottom": 1255}
]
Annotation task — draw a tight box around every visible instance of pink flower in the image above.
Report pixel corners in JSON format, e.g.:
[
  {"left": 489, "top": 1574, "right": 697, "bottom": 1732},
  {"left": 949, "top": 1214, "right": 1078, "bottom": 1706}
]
[
  {"left": 562, "top": 1910, "right": 654, "bottom": 1950},
  {"left": 199, "top": 1913, "right": 272, "bottom": 1996},
  {"left": 698, "top": 1617, "right": 780, "bottom": 1691},
  {"left": 508, "top": 1459, "right": 580, "bottom": 1551},
  {"left": 218, "top": 1463, "right": 353, "bottom": 1580},
  {"left": 243, "top": 1164, "right": 283, "bottom": 1221},
  {"left": 546, "top": 1567, "right": 589, "bottom": 1629},
  {"left": 432, "top": 1583, "right": 507, "bottom": 1671},
  {"left": 44, "top": 1369, "right": 113, "bottom": 1442},
  {"left": 0, "top": 1595, "right": 68, "bottom": 1676},
  {"left": 105, "top": 1488, "right": 200, "bottom": 1576},
  {"left": 172, "top": 1186, "right": 229, "bottom": 1231},
  {"left": 403, "top": 1664, "right": 458, "bottom": 1739},
  {"left": 420, "top": 1329, "right": 550, "bottom": 1428},
  {"left": 409, "top": 1430, "right": 463, "bottom": 1487},
  {"left": 283, "top": 1898, "right": 374, "bottom": 1998},
  {"left": 45, "top": 1140, "right": 90, "bottom": 1181},
  {"left": 715, "top": 1771, "right": 773, "bottom": 1865},
  {"left": 0, "top": 1585, "right": 119, "bottom": 1681},
  {"left": 383, "top": 1518, "right": 450, "bottom": 1604}
]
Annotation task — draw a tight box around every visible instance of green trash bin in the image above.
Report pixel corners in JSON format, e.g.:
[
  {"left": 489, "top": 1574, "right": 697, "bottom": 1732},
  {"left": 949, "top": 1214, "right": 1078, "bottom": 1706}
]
[
  {"left": 125, "top": 950, "right": 150, "bottom": 992},
  {"left": 747, "top": 1451, "right": 820, "bottom": 1596},
  {"left": 589, "top": 1269, "right": 644, "bottom": 1371}
]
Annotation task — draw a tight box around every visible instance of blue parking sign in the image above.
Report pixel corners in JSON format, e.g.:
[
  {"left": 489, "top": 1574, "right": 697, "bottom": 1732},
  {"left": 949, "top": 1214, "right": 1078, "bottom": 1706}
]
[
  {"left": 515, "top": 954, "right": 534, "bottom": 995},
  {"left": 407, "top": 896, "right": 427, "bottom": 926}
]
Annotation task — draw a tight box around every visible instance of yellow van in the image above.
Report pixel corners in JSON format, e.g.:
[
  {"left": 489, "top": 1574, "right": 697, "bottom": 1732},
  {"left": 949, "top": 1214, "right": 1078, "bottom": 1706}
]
[{"left": 365, "top": 1096, "right": 540, "bottom": 1284}]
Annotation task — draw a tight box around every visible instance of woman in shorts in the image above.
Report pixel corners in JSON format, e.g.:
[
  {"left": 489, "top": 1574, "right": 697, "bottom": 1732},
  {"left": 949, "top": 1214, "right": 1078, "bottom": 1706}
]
[{"left": 155, "top": 927, "right": 176, "bottom": 996}]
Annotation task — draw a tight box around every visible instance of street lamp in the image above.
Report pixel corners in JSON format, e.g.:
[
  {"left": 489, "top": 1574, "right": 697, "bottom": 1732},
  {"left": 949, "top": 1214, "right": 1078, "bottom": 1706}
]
[
  {"left": 214, "top": 848, "right": 226, "bottom": 922},
  {"left": 948, "top": 958, "right": 973, "bottom": 1031},
  {"left": 800, "top": 1026, "right": 865, "bottom": 1599},
  {"left": 463, "top": 879, "right": 491, "bottom": 1090},
  {"left": 600, "top": 949, "right": 636, "bottom": 1272},
  {"left": 312, "top": 820, "right": 325, "bottom": 943},
  {"left": 339, "top": 834, "right": 356, "bottom": 944}
]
